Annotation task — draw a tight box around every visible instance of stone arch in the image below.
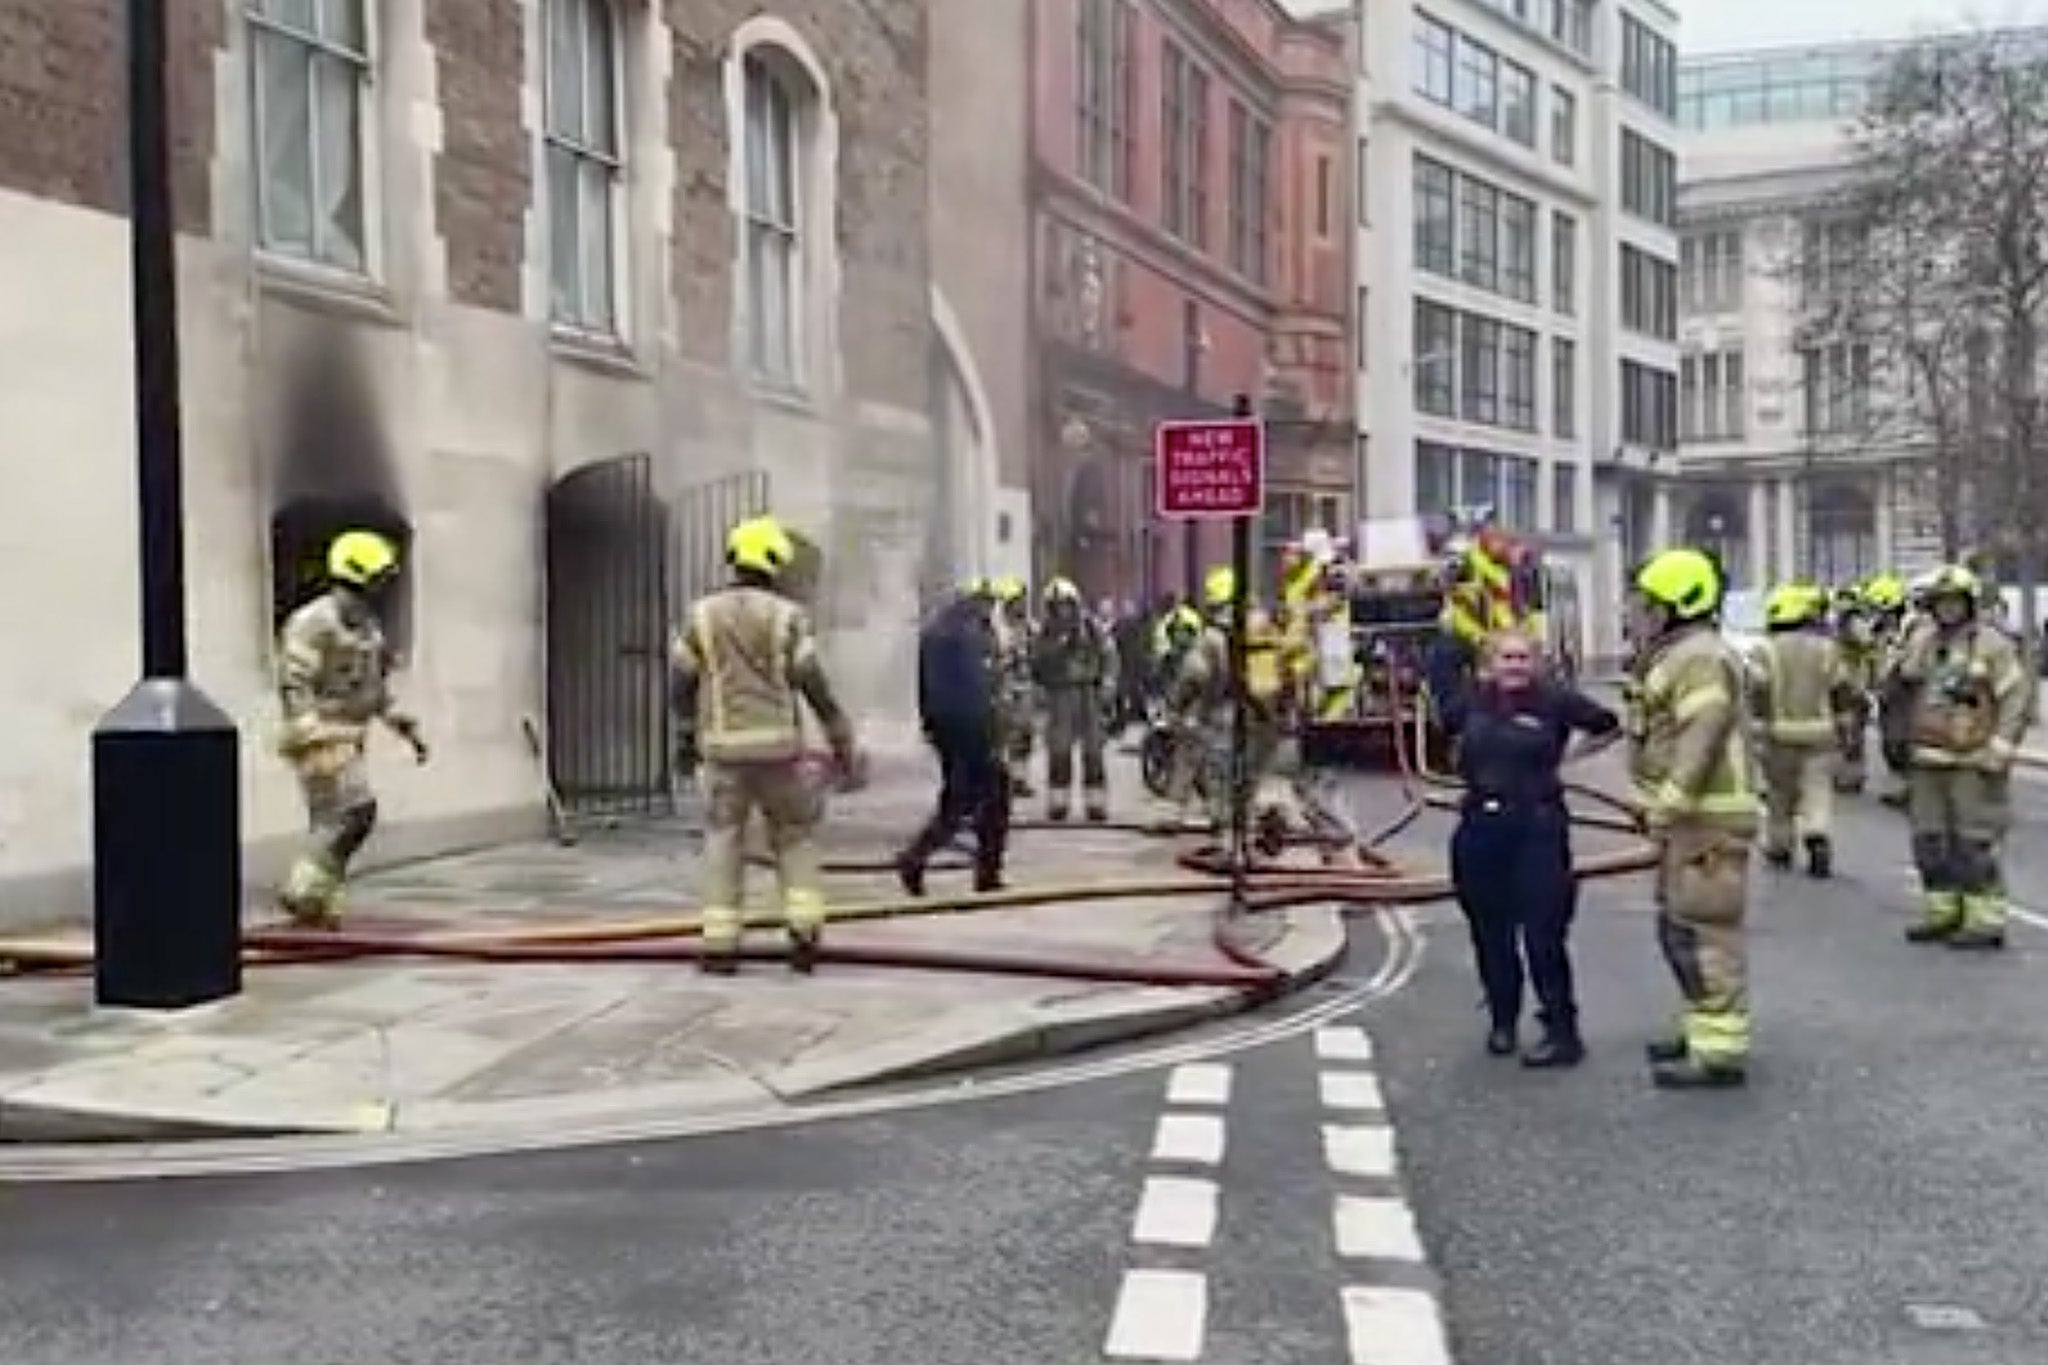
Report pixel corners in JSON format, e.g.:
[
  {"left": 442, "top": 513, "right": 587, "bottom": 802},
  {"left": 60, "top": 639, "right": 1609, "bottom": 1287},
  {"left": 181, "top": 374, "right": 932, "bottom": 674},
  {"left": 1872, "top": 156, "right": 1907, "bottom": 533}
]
[{"left": 930, "top": 285, "right": 1000, "bottom": 580}]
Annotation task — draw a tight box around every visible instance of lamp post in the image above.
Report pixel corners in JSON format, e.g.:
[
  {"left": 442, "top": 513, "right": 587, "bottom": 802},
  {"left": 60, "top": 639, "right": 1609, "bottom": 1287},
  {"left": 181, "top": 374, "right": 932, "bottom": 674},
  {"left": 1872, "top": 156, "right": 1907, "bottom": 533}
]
[{"left": 91, "top": 0, "right": 243, "bottom": 1007}]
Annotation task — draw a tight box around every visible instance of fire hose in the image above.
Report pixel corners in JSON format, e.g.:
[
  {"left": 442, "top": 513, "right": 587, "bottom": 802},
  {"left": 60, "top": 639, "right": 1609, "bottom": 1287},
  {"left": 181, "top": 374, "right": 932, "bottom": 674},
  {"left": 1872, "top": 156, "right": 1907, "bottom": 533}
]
[{"left": 0, "top": 703, "right": 1659, "bottom": 993}]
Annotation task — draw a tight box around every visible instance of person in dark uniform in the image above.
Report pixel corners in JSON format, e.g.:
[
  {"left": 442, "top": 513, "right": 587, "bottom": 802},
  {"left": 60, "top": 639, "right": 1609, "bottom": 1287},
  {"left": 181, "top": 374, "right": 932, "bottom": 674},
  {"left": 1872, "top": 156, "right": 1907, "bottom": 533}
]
[
  {"left": 1441, "top": 629, "right": 1620, "bottom": 1068},
  {"left": 896, "top": 585, "right": 1010, "bottom": 895}
]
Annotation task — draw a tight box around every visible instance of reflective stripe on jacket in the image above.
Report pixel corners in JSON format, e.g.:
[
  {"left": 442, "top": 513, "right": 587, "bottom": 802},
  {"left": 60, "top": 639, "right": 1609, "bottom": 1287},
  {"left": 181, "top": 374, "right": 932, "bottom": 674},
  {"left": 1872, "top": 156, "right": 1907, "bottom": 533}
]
[
  {"left": 1628, "top": 623, "right": 1759, "bottom": 833},
  {"left": 1754, "top": 628, "right": 1842, "bottom": 747}
]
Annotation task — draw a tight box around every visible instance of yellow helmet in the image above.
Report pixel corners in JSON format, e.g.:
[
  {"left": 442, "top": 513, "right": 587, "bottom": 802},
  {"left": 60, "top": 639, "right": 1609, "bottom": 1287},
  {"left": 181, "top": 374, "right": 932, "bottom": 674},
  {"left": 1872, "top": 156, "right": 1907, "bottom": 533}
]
[
  {"left": 1923, "top": 563, "right": 1981, "bottom": 604},
  {"left": 1861, "top": 573, "right": 1906, "bottom": 610},
  {"left": 1045, "top": 576, "right": 1082, "bottom": 602},
  {"left": 727, "top": 515, "right": 795, "bottom": 577},
  {"left": 992, "top": 575, "right": 1027, "bottom": 603},
  {"left": 1764, "top": 583, "right": 1823, "bottom": 627},
  {"left": 328, "top": 529, "right": 399, "bottom": 588},
  {"left": 1634, "top": 548, "right": 1723, "bottom": 622},
  {"left": 1203, "top": 565, "right": 1237, "bottom": 607}
]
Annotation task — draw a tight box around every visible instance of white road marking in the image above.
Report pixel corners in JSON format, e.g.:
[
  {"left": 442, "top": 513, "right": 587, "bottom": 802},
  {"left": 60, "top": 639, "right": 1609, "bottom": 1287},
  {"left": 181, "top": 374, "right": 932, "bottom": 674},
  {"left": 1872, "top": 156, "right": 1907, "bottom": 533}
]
[
  {"left": 1341, "top": 1285, "right": 1452, "bottom": 1365},
  {"left": 1334, "top": 1194, "right": 1426, "bottom": 1262},
  {"left": 2006, "top": 903, "right": 2048, "bottom": 931},
  {"left": 1151, "top": 1112, "right": 1226, "bottom": 1165},
  {"left": 1132, "top": 1175, "right": 1219, "bottom": 1248},
  {"left": 1315, "top": 1025, "right": 1376, "bottom": 1062},
  {"left": 1105, "top": 1268, "right": 1208, "bottom": 1360},
  {"left": 1323, "top": 1123, "right": 1398, "bottom": 1178},
  {"left": 1320, "top": 1071, "right": 1386, "bottom": 1112},
  {"left": 1166, "top": 1062, "right": 1233, "bottom": 1107}
]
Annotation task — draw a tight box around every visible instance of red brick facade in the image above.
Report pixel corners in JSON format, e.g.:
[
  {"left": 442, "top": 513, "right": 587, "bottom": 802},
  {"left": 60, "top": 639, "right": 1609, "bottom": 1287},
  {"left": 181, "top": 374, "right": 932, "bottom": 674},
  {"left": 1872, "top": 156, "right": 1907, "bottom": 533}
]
[
  {"left": 1028, "top": 0, "right": 1351, "bottom": 605},
  {"left": 428, "top": 0, "right": 530, "bottom": 311}
]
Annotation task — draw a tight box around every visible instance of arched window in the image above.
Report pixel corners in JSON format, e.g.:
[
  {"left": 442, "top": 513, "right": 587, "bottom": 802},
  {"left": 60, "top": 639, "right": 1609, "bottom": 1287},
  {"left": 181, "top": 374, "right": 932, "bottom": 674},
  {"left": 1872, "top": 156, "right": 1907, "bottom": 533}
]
[{"left": 727, "top": 21, "right": 838, "bottom": 393}]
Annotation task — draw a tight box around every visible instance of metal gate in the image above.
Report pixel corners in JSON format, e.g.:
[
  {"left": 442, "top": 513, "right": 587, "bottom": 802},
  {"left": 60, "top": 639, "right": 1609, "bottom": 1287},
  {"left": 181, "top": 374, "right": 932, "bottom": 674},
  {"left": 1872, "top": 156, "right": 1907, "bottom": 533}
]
[
  {"left": 667, "top": 470, "right": 771, "bottom": 611},
  {"left": 543, "top": 453, "right": 672, "bottom": 818}
]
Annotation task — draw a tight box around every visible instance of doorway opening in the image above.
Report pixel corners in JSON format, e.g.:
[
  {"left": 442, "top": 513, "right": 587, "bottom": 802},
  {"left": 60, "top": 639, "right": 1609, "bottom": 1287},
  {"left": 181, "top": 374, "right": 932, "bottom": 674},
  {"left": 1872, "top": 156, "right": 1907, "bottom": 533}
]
[{"left": 269, "top": 496, "right": 415, "bottom": 656}]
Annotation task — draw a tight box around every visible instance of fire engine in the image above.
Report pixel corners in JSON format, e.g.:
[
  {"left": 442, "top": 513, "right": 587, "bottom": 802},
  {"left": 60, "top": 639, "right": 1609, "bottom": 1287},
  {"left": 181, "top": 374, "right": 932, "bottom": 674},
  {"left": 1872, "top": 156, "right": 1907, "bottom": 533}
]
[{"left": 1279, "top": 513, "right": 1583, "bottom": 767}]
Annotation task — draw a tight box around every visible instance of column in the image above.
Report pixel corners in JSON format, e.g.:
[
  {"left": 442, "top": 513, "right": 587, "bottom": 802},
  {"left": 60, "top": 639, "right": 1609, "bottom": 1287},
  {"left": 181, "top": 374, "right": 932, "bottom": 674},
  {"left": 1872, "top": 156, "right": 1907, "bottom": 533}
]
[
  {"left": 1775, "top": 478, "right": 1798, "bottom": 577},
  {"left": 1874, "top": 472, "right": 1895, "bottom": 570},
  {"left": 1650, "top": 480, "right": 1673, "bottom": 549},
  {"left": 1748, "top": 481, "right": 1771, "bottom": 586}
]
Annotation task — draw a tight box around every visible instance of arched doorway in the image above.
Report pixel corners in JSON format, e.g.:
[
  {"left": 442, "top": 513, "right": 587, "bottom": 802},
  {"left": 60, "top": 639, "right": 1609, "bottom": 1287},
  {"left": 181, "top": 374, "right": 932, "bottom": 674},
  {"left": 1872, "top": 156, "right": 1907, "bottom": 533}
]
[
  {"left": 1808, "top": 483, "right": 1877, "bottom": 584},
  {"left": 543, "top": 454, "right": 671, "bottom": 819}
]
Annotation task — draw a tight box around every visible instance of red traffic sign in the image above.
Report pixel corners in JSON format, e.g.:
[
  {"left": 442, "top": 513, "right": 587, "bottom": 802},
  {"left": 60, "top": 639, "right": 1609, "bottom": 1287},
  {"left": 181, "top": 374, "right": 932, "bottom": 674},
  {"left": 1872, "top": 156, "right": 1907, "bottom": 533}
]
[{"left": 1154, "top": 418, "right": 1266, "bottom": 519}]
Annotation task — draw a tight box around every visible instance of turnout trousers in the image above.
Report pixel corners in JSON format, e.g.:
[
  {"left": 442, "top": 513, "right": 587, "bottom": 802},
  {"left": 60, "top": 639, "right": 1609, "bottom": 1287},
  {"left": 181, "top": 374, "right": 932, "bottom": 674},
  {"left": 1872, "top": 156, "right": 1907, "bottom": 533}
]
[
  {"left": 1043, "top": 686, "right": 1108, "bottom": 819},
  {"left": 1908, "top": 763, "right": 2011, "bottom": 935},
  {"left": 1450, "top": 801, "right": 1579, "bottom": 1034},
  {"left": 1654, "top": 822, "right": 1752, "bottom": 1071},
  {"left": 698, "top": 757, "right": 826, "bottom": 955}
]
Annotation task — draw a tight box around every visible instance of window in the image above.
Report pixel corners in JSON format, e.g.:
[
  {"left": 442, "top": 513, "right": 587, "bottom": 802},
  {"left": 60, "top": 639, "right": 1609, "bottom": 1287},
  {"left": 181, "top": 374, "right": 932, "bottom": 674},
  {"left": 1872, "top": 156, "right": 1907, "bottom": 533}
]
[
  {"left": 1412, "top": 13, "right": 1454, "bottom": 105},
  {"left": 1161, "top": 43, "right": 1208, "bottom": 246},
  {"left": 1416, "top": 441, "right": 1456, "bottom": 514},
  {"left": 1801, "top": 341, "right": 1873, "bottom": 434},
  {"left": 1552, "top": 336, "right": 1575, "bottom": 437},
  {"left": 1413, "top": 155, "right": 1456, "bottom": 276},
  {"left": 742, "top": 54, "right": 807, "bottom": 385},
  {"left": 1722, "top": 349, "right": 1745, "bottom": 437},
  {"left": 1621, "top": 13, "right": 1677, "bottom": 118},
  {"left": 1356, "top": 286, "right": 1369, "bottom": 368},
  {"left": 1682, "top": 228, "right": 1743, "bottom": 312},
  {"left": 1453, "top": 33, "right": 1499, "bottom": 129},
  {"left": 1502, "top": 324, "right": 1537, "bottom": 431},
  {"left": 1414, "top": 298, "right": 1457, "bottom": 415},
  {"left": 1621, "top": 359, "right": 1678, "bottom": 450},
  {"left": 1677, "top": 49, "right": 1881, "bottom": 131},
  {"left": 1550, "top": 86, "right": 1575, "bottom": 165},
  {"left": 543, "top": 0, "right": 622, "bottom": 332},
  {"left": 1801, "top": 219, "right": 1868, "bottom": 308},
  {"left": 249, "top": 0, "right": 372, "bottom": 272},
  {"left": 1501, "top": 192, "right": 1536, "bottom": 303},
  {"left": 1316, "top": 155, "right": 1332, "bottom": 237},
  {"left": 1680, "top": 349, "right": 1746, "bottom": 441},
  {"left": 1076, "top": 0, "right": 1134, "bottom": 199},
  {"left": 1501, "top": 59, "right": 1536, "bottom": 147},
  {"left": 1460, "top": 312, "right": 1500, "bottom": 425},
  {"left": 1356, "top": 138, "right": 1371, "bottom": 225},
  {"left": 1551, "top": 462, "right": 1577, "bottom": 533},
  {"left": 1551, "top": 211, "right": 1575, "bottom": 315},
  {"left": 1621, "top": 244, "right": 1677, "bottom": 340},
  {"left": 1415, "top": 441, "right": 1536, "bottom": 523},
  {"left": 1621, "top": 130, "right": 1676, "bottom": 226},
  {"left": 1550, "top": 0, "right": 1592, "bottom": 55},
  {"left": 1501, "top": 455, "right": 1538, "bottom": 530},
  {"left": 1227, "top": 103, "right": 1272, "bottom": 282},
  {"left": 1457, "top": 175, "right": 1499, "bottom": 291}
]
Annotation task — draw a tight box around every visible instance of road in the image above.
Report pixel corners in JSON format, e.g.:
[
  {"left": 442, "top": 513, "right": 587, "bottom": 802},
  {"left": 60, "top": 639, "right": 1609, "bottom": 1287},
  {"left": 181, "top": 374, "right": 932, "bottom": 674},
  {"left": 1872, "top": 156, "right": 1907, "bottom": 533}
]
[{"left": 4, "top": 774, "right": 2048, "bottom": 1365}]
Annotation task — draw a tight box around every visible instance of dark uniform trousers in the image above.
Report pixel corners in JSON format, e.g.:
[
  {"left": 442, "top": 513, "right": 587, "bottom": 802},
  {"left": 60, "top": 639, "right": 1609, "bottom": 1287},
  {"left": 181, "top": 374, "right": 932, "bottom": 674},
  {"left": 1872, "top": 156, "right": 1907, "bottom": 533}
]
[
  {"left": 1450, "top": 799, "right": 1578, "bottom": 1030},
  {"left": 904, "top": 720, "right": 1010, "bottom": 881}
]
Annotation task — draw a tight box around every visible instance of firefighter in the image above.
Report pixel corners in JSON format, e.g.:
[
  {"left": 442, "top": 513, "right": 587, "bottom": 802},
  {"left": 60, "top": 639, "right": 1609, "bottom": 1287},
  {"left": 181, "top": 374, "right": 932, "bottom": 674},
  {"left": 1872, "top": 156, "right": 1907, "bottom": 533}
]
[
  {"left": 1034, "top": 576, "right": 1115, "bottom": 821},
  {"left": 1243, "top": 598, "right": 1306, "bottom": 855},
  {"left": 274, "top": 530, "right": 430, "bottom": 928},
  {"left": 1753, "top": 583, "right": 1847, "bottom": 878},
  {"left": 1836, "top": 576, "right": 1898, "bottom": 792},
  {"left": 1150, "top": 570, "right": 1235, "bottom": 831},
  {"left": 1883, "top": 563, "right": 2031, "bottom": 949},
  {"left": 1627, "top": 547, "right": 1758, "bottom": 1089},
  {"left": 671, "top": 514, "right": 865, "bottom": 974},
  {"left": 990, "top": 576, "right": 1037, "bottom": 798}
]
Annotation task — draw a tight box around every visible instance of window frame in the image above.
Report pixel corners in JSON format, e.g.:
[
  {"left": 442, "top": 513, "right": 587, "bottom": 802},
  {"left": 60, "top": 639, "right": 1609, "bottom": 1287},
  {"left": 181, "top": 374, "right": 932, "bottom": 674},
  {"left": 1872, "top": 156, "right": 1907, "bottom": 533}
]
[
  {"left": 740, "top": 52, "right": 806, "bottom": 388},
  {"left": 542, "top": 0, "right": 628, "bottom": 336},
  {"left": 247, "top": 0, "right": 379, "bottom": 277}
]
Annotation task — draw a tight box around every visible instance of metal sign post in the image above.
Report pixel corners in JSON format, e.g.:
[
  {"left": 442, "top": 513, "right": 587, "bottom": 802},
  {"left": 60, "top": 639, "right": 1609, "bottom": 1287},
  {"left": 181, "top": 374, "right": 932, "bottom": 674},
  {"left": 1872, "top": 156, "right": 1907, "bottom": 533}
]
[{"left": 1154, "top": 403, "right": 1268, "bottom": 915}]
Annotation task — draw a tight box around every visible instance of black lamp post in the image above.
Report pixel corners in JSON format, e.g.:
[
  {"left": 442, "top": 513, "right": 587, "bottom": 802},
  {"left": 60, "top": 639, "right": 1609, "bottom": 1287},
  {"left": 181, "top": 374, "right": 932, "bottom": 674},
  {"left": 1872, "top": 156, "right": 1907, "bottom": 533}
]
[{"left": 90, "top": 0, "right": 243, "bottom": 1007}]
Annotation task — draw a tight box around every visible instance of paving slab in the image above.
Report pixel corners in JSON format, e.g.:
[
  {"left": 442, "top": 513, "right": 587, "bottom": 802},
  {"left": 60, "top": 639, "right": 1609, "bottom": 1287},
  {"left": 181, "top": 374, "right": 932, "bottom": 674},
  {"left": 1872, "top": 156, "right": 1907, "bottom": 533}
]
[{"left": 0, "top": 753, "right": 1350, "bottom": 1143}]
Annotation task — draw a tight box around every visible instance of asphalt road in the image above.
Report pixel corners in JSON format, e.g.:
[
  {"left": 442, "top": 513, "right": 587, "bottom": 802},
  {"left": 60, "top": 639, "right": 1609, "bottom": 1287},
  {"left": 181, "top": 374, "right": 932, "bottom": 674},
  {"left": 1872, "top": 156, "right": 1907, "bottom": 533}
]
[{"left": 5, "top": 773, "right": 2048, "bottom": 1365}]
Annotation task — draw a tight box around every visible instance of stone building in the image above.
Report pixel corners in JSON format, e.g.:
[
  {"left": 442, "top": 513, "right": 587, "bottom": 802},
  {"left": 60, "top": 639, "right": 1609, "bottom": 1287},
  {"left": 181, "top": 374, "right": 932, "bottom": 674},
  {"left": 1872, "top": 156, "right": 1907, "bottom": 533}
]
[{"left": 0, "top": 0, "right": 942, "bottom": 922}]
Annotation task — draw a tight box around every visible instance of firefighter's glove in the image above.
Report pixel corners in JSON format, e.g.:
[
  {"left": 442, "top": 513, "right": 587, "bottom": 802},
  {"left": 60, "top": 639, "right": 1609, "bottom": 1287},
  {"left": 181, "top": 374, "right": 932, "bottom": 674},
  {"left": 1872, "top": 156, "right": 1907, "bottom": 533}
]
[
  {"left": 834, "top": 744, "right": 871, "bottom": 793},
  {"left": 386, "top": 712, "right": 430, "bottom": 765}
]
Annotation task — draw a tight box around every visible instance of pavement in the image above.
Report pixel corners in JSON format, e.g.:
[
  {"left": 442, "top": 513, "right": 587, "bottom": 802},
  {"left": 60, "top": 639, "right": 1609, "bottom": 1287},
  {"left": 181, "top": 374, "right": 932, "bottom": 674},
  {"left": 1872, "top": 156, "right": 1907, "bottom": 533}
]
[{"left": 0, "top": 750, "right": 1347, "bottom": 1143}]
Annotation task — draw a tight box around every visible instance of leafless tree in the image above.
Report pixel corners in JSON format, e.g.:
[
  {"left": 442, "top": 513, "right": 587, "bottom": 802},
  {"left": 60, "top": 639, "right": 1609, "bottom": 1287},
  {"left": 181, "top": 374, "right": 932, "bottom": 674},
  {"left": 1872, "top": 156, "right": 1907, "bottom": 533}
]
[{"left": 1827, "top": 29, "right": 2048, "bottom": 624}]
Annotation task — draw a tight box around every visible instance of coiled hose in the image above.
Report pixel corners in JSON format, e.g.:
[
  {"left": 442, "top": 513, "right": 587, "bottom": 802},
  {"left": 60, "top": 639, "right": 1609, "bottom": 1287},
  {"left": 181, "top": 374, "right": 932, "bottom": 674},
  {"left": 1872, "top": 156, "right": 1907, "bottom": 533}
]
[{"left": 0, "top": 707, "right": 1659, "bottom": 992}]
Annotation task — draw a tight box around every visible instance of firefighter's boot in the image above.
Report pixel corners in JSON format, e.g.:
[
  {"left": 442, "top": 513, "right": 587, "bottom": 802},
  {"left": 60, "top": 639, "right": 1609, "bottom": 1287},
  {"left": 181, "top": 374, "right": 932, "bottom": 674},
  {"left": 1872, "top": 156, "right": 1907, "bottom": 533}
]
[
  {"left": 1651, "top": 1055, "right": 1748, "bottom": 1089},
  {"left": 787, "top": 926, "right": 821, "bottom": 974},
  {"left": 1804, "top": 835, "right": 1832, "bottom": 880}
]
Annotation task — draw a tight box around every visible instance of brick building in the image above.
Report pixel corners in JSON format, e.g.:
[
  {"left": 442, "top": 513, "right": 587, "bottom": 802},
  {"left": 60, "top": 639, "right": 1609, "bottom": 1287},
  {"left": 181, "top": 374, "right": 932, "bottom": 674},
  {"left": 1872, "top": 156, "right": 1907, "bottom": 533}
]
[
  {"left": 0, "top": 0, "right": 940, "bottom": 922},
  {"left": 1030, "top": 0, "right": 1354, "bottom": 607}
]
